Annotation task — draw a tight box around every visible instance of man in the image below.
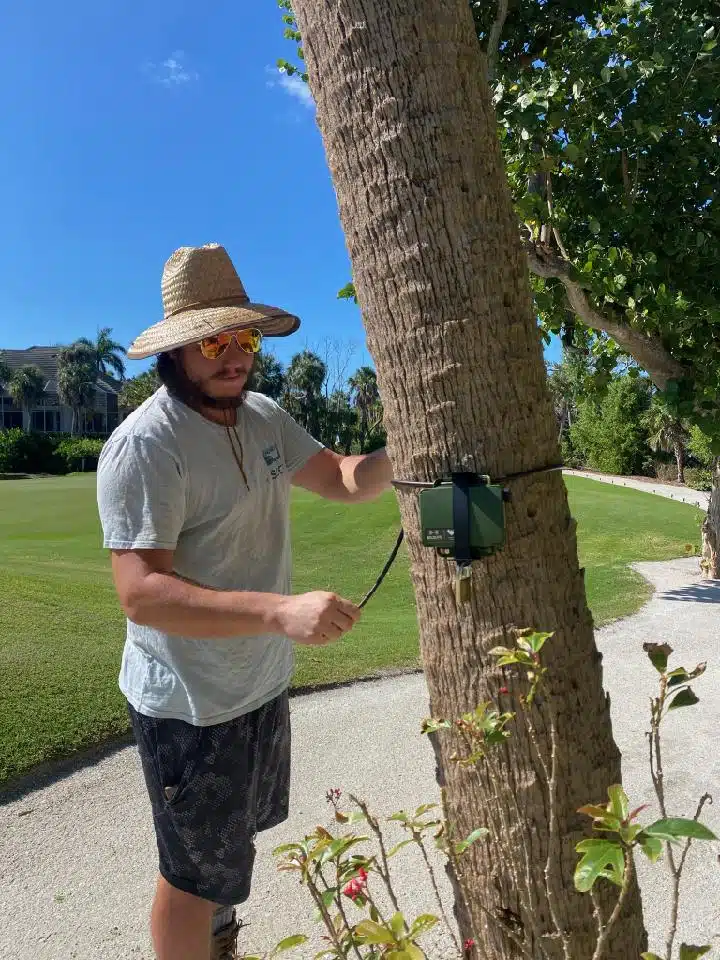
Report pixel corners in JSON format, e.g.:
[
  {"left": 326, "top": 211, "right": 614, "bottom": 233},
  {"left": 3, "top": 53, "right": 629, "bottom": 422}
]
[{"left": 97, "top": 243, "right": 392, "bottom": 960}]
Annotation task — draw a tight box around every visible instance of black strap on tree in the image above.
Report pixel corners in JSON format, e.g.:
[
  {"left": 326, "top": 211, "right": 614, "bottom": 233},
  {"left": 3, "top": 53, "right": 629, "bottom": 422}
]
[
  {"left": 451, "top": 472, "right": 475, "bottom": 567},
  {"left": 360, "top": 463, "right": 565, "bottom": 609}
]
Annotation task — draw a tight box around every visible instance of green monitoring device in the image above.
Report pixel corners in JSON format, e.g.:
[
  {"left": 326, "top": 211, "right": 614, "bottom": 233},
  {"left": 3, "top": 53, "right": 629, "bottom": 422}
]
[{"left": 419, "top": 475, "right": 509, "bottom": 559}]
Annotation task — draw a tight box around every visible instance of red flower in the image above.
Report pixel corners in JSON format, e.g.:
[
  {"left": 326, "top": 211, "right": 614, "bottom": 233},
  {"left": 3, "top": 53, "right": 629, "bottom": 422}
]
[
  {"left": 499, "top": 687, "right": 509, "bottom": 695},
  {"left": 342, "top": 868, "right": 368, "bottom": 901},
  {"left": 463, "top": 938, "right": 476, "bottom": 954}
]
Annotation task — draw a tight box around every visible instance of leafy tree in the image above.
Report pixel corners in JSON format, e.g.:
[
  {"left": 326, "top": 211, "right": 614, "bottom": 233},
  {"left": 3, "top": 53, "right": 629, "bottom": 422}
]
[
  {"left": 348, "top": 365, "right": 381, "bottom": 453},
  {"left": 688, "top": 423, "right": 716, "bottom": 468},
  {"left": 250, "top": 351, "right": 286, "bottom": 401},
  {"left": 8, "top": 365, "right": 45, "bottom": 431},
  {"left": 324, "top": 389, "right": 356, "bottom": 452},
  {"left": 119, "top": 367, "right": 160, "bottom": 412},
  {"left": 571, "top": 374, "right": 651, "bottom": 475},
  {"left": 284, "top": 350, "right": 327, "bottom": 436},
  {"left": 484, "top": 0, "right": 720, "bottom": 569},
  {"left": 76, "top": 327, "right": 127, "bottom": 380},
  {"left": 57, "top": 344, "right": 98, "bottom": 435},
  {"left": 642, "top": 397, "right": 690, "bottom": 483}
]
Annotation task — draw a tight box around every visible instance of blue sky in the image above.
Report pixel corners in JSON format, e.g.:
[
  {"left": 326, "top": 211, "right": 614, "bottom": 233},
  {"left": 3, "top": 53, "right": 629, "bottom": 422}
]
[{"left": 0, "top": 0, "right": 559, "bottom": 376}]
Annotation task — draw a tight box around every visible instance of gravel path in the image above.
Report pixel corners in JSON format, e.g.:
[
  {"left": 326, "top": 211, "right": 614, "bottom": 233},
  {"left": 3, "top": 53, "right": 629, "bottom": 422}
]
[
  {"left": 564, "top": 469, "right": 711, "bottom": 511},
  {"left": 2, "top": 557, "right": 718, "bottom": 959}
]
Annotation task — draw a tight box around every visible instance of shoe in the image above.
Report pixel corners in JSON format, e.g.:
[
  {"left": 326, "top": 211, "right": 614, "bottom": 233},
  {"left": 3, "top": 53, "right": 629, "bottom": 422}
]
[{"left": 210, "top": 910, "right": 242, "bottom": 960}]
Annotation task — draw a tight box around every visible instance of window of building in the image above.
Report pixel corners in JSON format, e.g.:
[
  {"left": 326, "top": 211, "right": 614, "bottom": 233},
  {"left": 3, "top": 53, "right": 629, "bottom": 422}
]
[{"left": 2, "top": 411, "right": 23, "bottom": 429}]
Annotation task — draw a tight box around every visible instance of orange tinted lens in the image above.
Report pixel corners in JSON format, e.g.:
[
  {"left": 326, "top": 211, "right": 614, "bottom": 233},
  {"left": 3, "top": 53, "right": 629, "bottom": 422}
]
[
  {"left": 236, "top": 329, "right": 263, "bottom": 353},
  {"left": 200, "top": 333, "right": 233, "bottom": 359}
]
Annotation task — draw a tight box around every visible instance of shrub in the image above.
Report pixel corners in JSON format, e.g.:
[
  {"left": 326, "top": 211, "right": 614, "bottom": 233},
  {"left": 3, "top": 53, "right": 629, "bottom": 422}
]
[
  {"left": 569, "top": 376, "right": 651, "bottom": 476},
  {"left": 684, "top": 467, "right": 713, "bottom": 492},
  {"left": 55, "top": 437, "right": 105, "bottom": 472},
  {"left": 654, "top": 461, "right": 680, "bottom": 483},
  {"left": 0, "top": 429, "right": 67, "bottom": 474},
  {"left": 687, "top": 425, "right": 716, "bottom": 468}
]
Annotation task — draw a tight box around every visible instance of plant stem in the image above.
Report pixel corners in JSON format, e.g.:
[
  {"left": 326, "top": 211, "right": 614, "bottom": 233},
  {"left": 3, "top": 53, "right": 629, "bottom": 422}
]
[
  {"left": 526, "top": 708, "right": 573, "bottom": 960},
  {"left": 350, "top": 795, "right": 401, "bottom": 914},
  {"left": 665, "top": 792, "right": 712, "bottom": 960},
  {"left": 307, "top": 876, "right": 346, "bottom": 957},
  {"left": 413, "top": 832, "right": 461, "bottom": 954},
  {"left": 591, "top": 850, "right": 635, "bottom": 960}
]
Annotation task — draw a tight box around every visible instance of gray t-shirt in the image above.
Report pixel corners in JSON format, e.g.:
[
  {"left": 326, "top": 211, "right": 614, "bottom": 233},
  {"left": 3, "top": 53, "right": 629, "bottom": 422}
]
[{"left": 96, "top": 386, "right": 323, "bottom": 726}]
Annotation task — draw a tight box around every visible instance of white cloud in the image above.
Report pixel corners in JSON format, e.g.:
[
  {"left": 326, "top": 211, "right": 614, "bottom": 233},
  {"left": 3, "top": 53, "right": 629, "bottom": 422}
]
[
  {"left": 266, "top": 65, "right": 314, "bottom": 111},
  {"left": 144, "top": 50, "right": 198, "bottom": 87}
]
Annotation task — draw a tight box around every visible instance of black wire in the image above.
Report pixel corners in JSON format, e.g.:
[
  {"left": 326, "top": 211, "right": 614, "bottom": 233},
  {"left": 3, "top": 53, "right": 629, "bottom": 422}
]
[
  {"left": 359, "top": 528, "right": 405, "bottom": 609},
  {"left": 391, "top": 462, "right": 565, "bottom": 489}
]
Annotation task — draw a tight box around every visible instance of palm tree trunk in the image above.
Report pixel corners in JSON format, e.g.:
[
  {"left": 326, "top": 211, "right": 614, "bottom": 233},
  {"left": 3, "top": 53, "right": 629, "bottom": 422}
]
[
  {"left": 673, "top": 440, "right": 685, "bottom": 484},
  {"left": 292, "top": 1, "right": 647, "bottom": 956}
]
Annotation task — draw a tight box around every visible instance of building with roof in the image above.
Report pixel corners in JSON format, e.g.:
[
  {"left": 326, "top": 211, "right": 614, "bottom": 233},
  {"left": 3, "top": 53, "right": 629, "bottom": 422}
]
[{"left": 0, "top": 346, "right": 121, "bottom": 434}]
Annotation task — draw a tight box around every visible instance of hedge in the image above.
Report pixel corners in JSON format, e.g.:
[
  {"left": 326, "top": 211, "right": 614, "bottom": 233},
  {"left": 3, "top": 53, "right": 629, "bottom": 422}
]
[{"left": 0, "top": 430, "right": 105, "bottom": 475}]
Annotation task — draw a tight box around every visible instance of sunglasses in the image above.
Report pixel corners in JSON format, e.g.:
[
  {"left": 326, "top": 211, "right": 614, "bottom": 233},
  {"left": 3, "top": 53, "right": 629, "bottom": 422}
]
[{"left": 199, "top": 328, "right": 263, "bottom": 360}]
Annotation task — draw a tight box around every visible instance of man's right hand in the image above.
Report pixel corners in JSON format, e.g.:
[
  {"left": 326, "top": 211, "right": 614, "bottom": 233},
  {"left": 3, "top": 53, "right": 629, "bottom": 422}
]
[{"left": 274, "top": 591, "right": 362, "bottom": 646}]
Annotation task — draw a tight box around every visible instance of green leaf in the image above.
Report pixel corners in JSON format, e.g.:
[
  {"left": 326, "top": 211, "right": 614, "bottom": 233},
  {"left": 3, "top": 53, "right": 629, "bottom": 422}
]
[
  {"left": 643, "top": 642, "right": 673, "bottom": 673},
  {"left": 455, "top": 827, "right": 490, "bottom": 854},
  {"left": 420, "top": 717, "right": 451, "bottom": 735},
  {"left": 574, "top": 839, "right": 625, "bottom": 892},
  {"left": 589, "top": 219, "right": 601, "bottom": 236},
  {"left": 679, "top": 946, "right": 712, "bottom": 960},
  {"left": 271, "top": 934, "right": 309, "bottom": 956},
  {"left": 668, "top": 687, "right": 700, "bottom": 710},
  {"left": 565, "top": 143, "right": 581, "bottom": 162},
  {"left": 387, "top": 839, "right": 414, "bottom": 858},
  {"left": 703, "top": 26, "right": 715, "bottom": 40},
  {"left": 641, "top": 954, "right": 663, "bottom": 960},
  {"left": 601, "top": 66, "right": 612, "bottom": 83},
  {"left": 408, "top": 914, "right": 440, "bottom": 939},
  {"left": 607, "top": 784, "right": 629, "bottom": 822},
  {"left": 355, "top": 920, "right": 396, "bottom": 945},
  {"left": 390, "top": 912, "right": 406, "bottom": 939},
  {"left": 644, "top": 818, "right": 717, "bottom": 843},
  {"left": 637, "top": 835, "right": 664, "bottom": 863}
]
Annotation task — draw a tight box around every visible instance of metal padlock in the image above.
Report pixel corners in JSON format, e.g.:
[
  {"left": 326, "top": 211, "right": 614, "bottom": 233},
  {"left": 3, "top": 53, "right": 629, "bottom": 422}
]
[{"left": 455, "top": 563, "right": 472, "bottom": 604}]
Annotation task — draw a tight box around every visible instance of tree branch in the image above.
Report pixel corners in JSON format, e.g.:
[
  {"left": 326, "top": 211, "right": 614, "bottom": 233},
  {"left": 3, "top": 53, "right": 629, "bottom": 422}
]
[
  {"left": 487, "top": 0, "right": 509, "bottom": 82},
  {"left": 525, "top": 243, "right": 689, "bottom": 390}
]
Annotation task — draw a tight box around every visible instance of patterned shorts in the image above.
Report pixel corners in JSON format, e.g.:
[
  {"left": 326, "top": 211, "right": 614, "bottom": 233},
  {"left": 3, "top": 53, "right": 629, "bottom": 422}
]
[{"left": 128, "top": 690, "right": 291, "bottom": 906}]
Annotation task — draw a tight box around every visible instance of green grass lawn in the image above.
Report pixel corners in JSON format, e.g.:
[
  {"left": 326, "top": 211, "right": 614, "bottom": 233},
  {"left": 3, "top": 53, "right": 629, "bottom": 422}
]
[{"left": 0, "top": 474, "right": 703, "bottom": 785}]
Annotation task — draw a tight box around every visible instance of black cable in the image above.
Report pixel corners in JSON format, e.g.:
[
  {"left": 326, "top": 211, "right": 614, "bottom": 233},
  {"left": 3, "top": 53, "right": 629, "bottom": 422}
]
[
  {"left": 391, "top": 462, "right": 565, "bottom": 489},
  {"left": 359, "top": 528, "right": 405, "bottom": 609}
]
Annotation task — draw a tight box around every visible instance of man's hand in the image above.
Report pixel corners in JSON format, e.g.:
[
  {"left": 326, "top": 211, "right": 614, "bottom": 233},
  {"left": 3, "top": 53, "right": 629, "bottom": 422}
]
[{"left": 275, "top": 591, "right": 362, "bottom": 646}]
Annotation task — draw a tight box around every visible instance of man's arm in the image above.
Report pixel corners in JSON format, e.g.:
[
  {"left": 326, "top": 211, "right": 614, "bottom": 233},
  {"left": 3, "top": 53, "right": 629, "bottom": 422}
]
[
  {"left": 111, "top": 548, "right": 361, "bottom": 645},
  {"left": 292, "top": 447, "right": 393, "bottom": 503}
]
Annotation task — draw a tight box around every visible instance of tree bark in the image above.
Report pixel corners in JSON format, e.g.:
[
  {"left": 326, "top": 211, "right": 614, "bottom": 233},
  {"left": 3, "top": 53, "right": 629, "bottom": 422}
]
[
  {"left": 292, "top": 1, "right": 647, "bottom": 957},
  {"left": 702, "top": 458, "right": 720, "bottom": 579},
  {"left": 673, "top": 440, "right": 685, "bottom": 485}
]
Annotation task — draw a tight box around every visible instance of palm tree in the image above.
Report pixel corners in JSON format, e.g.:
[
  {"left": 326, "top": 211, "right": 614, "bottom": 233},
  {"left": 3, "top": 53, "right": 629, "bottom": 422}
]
[
  {"left": 284, "top": 350, "right": 327, "bottom": 435},
  {"left": 8, "top": 365, "right": 46, "bottom": 431},
  {"left": 0, "top": 353, "right": 10, "bottom": 428},
  {"left": 250, "top": 352, "right": 286, "bottom": 401},
  {"left": 643, "top": 397, "right": 690, "bottom": 483},
  {"left": 292, "top": 0, "right": 645, "bottom": 952},
  {"left": 348, "top": 365, "right": 380, "bottom": 452},
  {"left": 57, "top": 344, "right": 98, "bottom": 434},
  {"left": 76, "top": 327, "right": 127, "bottom": 380}
]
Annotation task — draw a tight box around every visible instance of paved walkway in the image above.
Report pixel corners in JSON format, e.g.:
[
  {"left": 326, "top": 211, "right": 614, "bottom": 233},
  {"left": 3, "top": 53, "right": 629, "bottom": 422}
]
[
  {"left": 564, "top": 469, "right": 711, "bottom": 511},
  {"left": 2, "top": 557, "right": 719, "bottom": 959}
]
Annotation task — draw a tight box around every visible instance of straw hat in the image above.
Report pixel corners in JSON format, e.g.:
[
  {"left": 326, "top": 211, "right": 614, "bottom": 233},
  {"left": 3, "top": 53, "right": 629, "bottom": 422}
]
[{"left": 127, "top": 244, "right": 300, "bottom": 359}]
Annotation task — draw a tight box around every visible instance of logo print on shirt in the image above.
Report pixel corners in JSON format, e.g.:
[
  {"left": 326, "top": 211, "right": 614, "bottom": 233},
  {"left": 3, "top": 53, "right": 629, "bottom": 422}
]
[{"left": 262, "top": 444, "right": 281, "bottom": 466}]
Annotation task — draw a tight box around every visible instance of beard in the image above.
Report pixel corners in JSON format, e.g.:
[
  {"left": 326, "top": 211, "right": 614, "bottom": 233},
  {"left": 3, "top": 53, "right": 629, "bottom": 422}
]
[{"left": 156, "top": 353, "right": 250, "bottom": 412}]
